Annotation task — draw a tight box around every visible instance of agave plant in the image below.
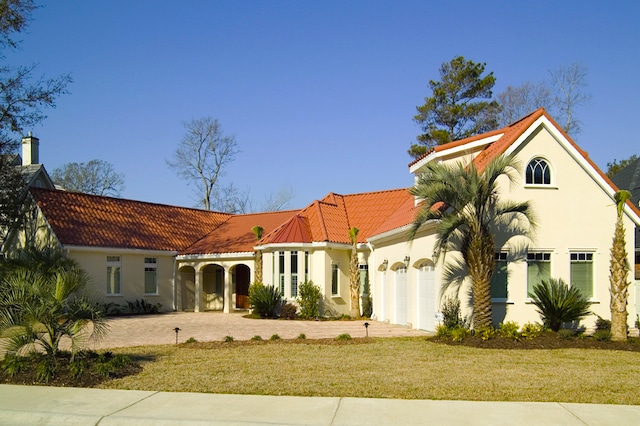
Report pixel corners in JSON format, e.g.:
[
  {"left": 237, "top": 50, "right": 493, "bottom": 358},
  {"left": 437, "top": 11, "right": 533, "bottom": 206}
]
[
  {"left": 248, "top": 283, "right": 283, "bottom": 318},
  {"left": 529, "top": 278, "right": 592, "bottom": 332}
]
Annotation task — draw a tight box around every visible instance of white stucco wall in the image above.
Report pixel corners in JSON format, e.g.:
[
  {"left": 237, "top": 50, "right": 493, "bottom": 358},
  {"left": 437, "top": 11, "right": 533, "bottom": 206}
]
[{"left": 68, "top": 248, "right": 176, "bottom": 312}]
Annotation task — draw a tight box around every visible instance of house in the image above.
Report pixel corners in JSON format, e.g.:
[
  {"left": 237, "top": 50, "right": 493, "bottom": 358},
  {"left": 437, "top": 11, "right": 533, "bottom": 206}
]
[{"left": 5, "top": 109, "right": 640, "bottom": 331}]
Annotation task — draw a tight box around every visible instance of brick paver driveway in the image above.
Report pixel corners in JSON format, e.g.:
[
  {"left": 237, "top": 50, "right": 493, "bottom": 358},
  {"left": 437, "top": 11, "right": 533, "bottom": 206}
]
[{"left": 88, "top": 312, "right": 430, "bottom": 350}]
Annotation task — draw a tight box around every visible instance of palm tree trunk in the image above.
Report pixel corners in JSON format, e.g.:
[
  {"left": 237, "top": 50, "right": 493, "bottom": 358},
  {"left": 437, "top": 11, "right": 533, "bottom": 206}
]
[
  {"left": 466, "top": 231, "right": 494, "bottom": 329},
  {"left": 255, "top": 250, "right": 263, "bottom": 283},
  {"left": 610, "top": 213, "right": 629, "bottom": 341}
]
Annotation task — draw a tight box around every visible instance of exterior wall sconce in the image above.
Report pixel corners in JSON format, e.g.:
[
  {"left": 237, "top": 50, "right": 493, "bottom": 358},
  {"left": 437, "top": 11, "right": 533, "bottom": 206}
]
[
  {"left": 403, "top": 255, "right": 410, "bottom": 268},
  {"left": 382, "top": 259, "right": 388, "bottom": 270}
]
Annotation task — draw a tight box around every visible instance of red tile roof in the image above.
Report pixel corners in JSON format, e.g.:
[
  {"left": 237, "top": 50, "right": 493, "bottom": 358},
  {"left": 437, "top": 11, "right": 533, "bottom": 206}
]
[
  {"left": 31, "top": 188, "right": 231, "bottom": 251},
  {"left": 181, "top": 210, "right": 300, "bottom": 255},
  {"left": 262, "top": 189, "right": 414, "bottom": 245}
]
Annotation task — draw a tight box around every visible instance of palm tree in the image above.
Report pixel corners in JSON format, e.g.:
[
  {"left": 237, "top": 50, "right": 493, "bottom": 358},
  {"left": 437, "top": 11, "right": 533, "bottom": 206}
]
[
  {"left": 252, "top": 225, "right": 264, "bottom": 284},
  {"left": 410, "top": 154, "right": 533, "bottom": 329},
  {"left": 609, "top": 190, "right": 632, "bottom": 341},
  {"left": 348, "top": 227, "right": 361, "bottom": 317},
  {"left": 0, "top": 266, "right": 108, "bottom": 360}
]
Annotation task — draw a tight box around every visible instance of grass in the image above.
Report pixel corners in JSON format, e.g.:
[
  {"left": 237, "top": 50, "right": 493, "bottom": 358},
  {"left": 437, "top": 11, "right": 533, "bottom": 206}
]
[{"left": 98, "top": 337, "right": 640, "bottom": 404}]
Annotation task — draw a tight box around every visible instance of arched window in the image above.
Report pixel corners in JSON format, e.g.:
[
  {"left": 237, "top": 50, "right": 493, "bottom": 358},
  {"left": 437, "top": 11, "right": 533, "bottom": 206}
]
[{"left": 526, "top": 158, "right": 551, "bottom": 185}]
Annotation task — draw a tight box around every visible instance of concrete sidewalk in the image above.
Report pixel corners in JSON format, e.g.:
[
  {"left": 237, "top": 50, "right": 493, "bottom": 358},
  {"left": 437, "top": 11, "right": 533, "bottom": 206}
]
[{"left": 1, "top": 385, "right": 639, "bottom": 426}]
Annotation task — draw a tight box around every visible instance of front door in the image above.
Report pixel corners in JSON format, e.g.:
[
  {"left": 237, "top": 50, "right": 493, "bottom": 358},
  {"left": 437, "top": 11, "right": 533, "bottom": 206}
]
[{"left": 235, "top": 265, "right": 250, "bottom": 309}]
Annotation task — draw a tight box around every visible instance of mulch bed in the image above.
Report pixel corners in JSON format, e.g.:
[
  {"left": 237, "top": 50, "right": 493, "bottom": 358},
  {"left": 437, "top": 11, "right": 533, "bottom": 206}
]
[{"left": 428, "top": 331, "right": 640, "bottom": 351}]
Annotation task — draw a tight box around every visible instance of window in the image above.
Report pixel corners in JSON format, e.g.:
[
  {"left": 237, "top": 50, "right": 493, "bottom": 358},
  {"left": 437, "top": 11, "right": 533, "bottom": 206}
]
[
  {"left": 527, "top": 252, "right": 551, "bottom": 297},
  {"left": 278, "top": 251, "right": 285, "bottom": 295},
  {"left": 526, "top": 158, "right": 551, "bottom": 185},
  {"left": 331, "top": 263, "right": 339, "bottom": 296},
  {"left": 106, "top": 256, "right": 121, "bottom": 295},
  {"left": 144, "top": 257, "right": 157, "bottom": 294},
  {"left": 490, "top": 252, "right": 508, "bottom": 299},
  {"left": 304, "top": 251, "right": 310, "bottom": 281},
  {"left": 290, "top": 251, "right": 298, "bottom": 297},
  {"left": 359, "top": 264, "right": 369, "bottom": 295},
  {"left": 571, "top": 252, "right": 594, "bottom": 299}
]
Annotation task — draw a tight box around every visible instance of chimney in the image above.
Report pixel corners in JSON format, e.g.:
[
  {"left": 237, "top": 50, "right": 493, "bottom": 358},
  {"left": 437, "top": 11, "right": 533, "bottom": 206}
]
[{"left": 21, "top": 132, "right": 39, "bottom": 166}]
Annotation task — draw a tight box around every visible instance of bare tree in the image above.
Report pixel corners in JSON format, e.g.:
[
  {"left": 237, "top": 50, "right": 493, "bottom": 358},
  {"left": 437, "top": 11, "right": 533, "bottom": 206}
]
[
  {"left": 549, "top": 63, "right": 591, "bottom": 137},
  {"left": 497, "top": 81, "right": 553, "bottom": 126},
  {"left": 496, "top": 63, "right": 590, "bottom": 138},
  {"left": 51, "top": 159, "right": 125, "bottom": 196},
  {"left": 167, "top": 117, "right": 238, "bottom": 211},
  {"left": 0, "top": 0, "right": 71, "bottom": 248},
  {"left": 261, "top": 185, "right": 295, "bottom": 212}
]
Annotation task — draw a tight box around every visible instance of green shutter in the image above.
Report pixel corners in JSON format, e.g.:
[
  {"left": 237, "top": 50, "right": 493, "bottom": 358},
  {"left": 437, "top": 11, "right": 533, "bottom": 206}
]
[
  {"left": 490, "top": 260, "right": 508, "bottom": 299},
  {"left": 527, "top": 261, "right": 550, "bottom": 297},
  {"left": 571, "top": 261, "right": 593, "bottom": 298}
]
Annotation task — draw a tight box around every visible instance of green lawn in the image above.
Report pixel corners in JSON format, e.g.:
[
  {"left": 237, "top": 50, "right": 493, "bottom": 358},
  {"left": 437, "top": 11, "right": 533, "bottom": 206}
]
[{"left": 101, "top": 337, "right": 640, "bottom": 404}]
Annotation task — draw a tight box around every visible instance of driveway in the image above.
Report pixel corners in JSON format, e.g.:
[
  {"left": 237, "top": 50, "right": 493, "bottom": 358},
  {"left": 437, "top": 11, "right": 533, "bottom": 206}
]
[{"left": 87, "top": 312, "right": 430, "bottom": 350}]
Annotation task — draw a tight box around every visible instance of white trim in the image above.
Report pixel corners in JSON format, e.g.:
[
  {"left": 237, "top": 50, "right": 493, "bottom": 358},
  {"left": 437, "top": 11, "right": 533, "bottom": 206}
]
[
  {"left": 409, "top": 134, "right": 504, "bottom": 173},
  {"left": 176, "top": 251, "right": 254, "bottom": 261}
]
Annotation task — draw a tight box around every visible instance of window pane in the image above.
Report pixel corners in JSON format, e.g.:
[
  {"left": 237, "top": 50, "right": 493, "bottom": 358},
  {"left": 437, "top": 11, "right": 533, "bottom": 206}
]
[
  {"left": 291, "top": 274, "right": 298, "bottom": 297},
  {"left": 331, "top": 264, "right": 339, "bottom": 295},
  {"left": 490, "top": 260, "right": 508, "bottom": 299},
  {"left": 571, "top": 260, "right": 593, "bottom": 298},
  {"left": 107, "top": 266, "right": 120, "bottom": 294},
  {"left": 145, "top": 268, "right": 157, "bottom": 294},
  {"left": 527, "top": 259, "right": 550, "bottom": 297}
]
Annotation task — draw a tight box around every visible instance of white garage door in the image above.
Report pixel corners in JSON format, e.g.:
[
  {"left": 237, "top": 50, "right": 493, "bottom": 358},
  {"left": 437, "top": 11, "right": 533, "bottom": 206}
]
[
  {"left": 417, "top": 264, "right": 436, "bottom": 331},
  {"left": 394, "top": 267, "right": 407, "bottom": 325}
]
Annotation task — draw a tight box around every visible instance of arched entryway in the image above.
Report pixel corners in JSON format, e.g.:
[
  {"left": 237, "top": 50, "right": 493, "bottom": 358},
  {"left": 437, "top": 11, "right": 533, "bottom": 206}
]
[
  {"left": 233, "top": 264, "right": 251, "bottom": 309},
  {"left": 179, "top": 266, "right": 196, "bottom": 311},
  {"left": 203, "top": 264, "right": 224, "bottom": 310}
]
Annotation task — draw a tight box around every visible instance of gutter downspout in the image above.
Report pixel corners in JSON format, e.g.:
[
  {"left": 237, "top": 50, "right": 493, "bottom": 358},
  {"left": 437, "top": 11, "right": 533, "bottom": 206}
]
[
  {"left": 172, "top": 258, "right": 177, "bottom": 311},
  {"left": 367, "top": 240, "right": 376, "bottom": 321}
]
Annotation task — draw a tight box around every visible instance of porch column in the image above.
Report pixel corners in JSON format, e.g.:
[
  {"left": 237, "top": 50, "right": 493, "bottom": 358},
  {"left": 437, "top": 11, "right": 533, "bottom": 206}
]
[
  {"left": 223, "top": 267, "right": 233, "bottom": 313},
  {"left": 195, "top": 267, "right": 203, "bottom": 312}
]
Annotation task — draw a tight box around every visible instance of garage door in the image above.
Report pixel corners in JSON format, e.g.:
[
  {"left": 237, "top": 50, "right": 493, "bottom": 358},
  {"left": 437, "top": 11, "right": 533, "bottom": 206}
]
[
  {"left": 417, "top": 264, "right": 436, "bottom": 331},
  {"left": 394, "top": 266, "right": 407, "bottom": 325}
]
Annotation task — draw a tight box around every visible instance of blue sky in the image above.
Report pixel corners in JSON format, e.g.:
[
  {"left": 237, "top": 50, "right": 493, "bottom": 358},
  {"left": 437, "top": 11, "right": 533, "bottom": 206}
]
[{"left": 8, "top": 1, "right": 640, "bottom": 210}]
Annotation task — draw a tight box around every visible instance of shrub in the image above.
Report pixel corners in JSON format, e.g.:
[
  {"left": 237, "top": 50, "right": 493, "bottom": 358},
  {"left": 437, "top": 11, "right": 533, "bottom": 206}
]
[
  {"left": 336, "top": 333, "right": 352, "bottom": 341},
  {"left": 595, "top": 316, "right": 611, "bottom": 332},
  {"left": 436, "top": 324, "right": 450, "bottom": 338},
  {"left": 520, "top": 322, "right": 544, "bottom": 340},
  {"left": 558, "top": 329, "right": 576, "bottom": 340},
  {"left": 529, "top": 278, "right": 592, "bottom": 332},
  {"left": 185, "top": 337, "right": 198, "bottom": 343},
  {"left": 249, "top": 283, "right": 283, "bottom": 318},
  {"left": 636, "top": 315, "right": 640, "bottom": 330},
  {"left": 126, "top": 299, "right": 161, "bottom": 314},
  {"left": 450, "top": 326, "right": 469, "bottom": 342},
  {"left": 297, "top": 333, "right": 306, "bottom": 339},
  {"left": 297, "top": 280, "right": 322, "bottom": 319},
  {"left": 475, "top": 325, "right": 496, "bottom": 341},
  {"left": 499, "top": 321, "right": 521, "bottom": 341},
  {"left": 441, "top": 296, "right": 467, "bottom": 329},
  {"left": 1, "top": 354, "right": 26, "bottom": 377},
  {"left": 251, "top": 335, "right": 263, "bottom": 341},
  {"left": 269, "top": 334, "right": 280, "bottom": 340},
  {"left": 280, "top": 302, "right": 298, "bottom": 319},
  {"left": 224, "top": 335, "right": 234, "bottom": 342},
  {"left": 593, "top": 330, "right": 612, "bottom": 341}
]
